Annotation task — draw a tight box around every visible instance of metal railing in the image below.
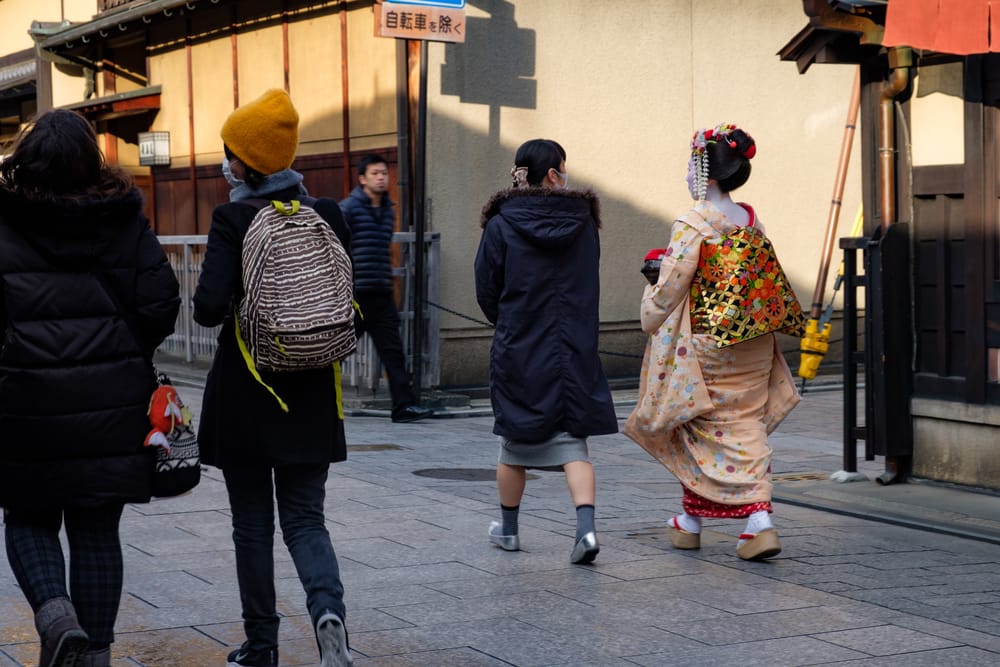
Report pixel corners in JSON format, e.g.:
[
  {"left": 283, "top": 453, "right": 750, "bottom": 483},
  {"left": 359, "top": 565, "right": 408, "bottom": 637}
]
[
  {"left": 157, "top": 232, "right": 441, "bottom": 390},
  {"left": 159, "top": 236, "right": 219, "bottom": 362}
]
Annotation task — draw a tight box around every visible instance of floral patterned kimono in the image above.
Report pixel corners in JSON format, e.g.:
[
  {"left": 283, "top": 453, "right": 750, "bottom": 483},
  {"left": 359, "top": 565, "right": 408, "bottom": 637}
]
[{"left": 624, "top": 200, "right": 801, "bottom": 517}]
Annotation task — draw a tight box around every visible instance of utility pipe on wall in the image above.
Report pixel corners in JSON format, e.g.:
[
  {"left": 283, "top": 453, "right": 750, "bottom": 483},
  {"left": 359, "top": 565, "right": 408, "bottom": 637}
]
[
  {"left": 878, "top": 47, "right": 913, "bottom": 231},
  {"left": 873, "top": 46, "right": 914, "bottom": 486}
]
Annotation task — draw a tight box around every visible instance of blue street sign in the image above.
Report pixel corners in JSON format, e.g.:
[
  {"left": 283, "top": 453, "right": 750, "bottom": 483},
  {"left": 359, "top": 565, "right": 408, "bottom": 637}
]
[{"left": 393, "top": 0, "right": 465, "bottom": 7}]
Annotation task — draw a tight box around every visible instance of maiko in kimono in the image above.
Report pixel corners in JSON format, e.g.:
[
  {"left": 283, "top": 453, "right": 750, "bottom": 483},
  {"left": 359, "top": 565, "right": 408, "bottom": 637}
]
[{"left": 624, "top": 123, "right": 805, "bottom": 561}]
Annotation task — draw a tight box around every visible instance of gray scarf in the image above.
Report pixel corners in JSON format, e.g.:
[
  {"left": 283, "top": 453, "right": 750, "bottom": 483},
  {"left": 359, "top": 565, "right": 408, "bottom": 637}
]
[{"left": 229, "top": 168, "right": 308, "bottom": 202}]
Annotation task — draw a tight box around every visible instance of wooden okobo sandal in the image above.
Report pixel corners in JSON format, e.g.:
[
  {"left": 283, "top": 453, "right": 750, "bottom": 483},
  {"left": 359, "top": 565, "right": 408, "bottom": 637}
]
[
  {"left": 667, "top": 516, "right": 701, "bottom": 550},
  {"left": 736, "top": 528, "right": 782, "bottom": 561}
]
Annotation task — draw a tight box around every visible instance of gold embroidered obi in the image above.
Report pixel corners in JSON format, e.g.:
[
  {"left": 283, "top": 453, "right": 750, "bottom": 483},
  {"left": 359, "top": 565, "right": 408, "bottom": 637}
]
[{"left": 689, "top": 224, "right": 806, "bottom": 347}]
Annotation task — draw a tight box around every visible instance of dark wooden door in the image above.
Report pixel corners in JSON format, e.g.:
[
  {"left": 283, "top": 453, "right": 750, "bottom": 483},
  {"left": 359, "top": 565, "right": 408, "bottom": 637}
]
[
  {"left": 910, "top": 57, "right": 1000, "bottom": 405},
  {"left": 985, "top": 102, "right": 1000, "bottom": 402}
]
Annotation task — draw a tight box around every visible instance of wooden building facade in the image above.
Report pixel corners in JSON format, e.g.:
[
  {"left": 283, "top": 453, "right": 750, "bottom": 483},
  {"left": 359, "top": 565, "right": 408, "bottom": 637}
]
[
  {"left": 781, "top": 0, "right": 1000, "bottom": 489},
  {"left": 30, "top": 0, "right": 402, "bottom": 235}
]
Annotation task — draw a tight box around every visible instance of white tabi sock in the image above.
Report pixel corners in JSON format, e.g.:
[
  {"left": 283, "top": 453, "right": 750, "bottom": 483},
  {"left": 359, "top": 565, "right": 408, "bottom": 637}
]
[
  {"left": 740, "top": 510, "right": 773, "bottom": 544},
  {"left": 672, "top": 513, "right": 702, "bottom": 534}
]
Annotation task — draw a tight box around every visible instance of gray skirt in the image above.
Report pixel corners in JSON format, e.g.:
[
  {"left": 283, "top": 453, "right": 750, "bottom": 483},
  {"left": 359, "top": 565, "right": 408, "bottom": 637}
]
[{"left": 498, "top": 431, "right": 590, "bottom": 468}]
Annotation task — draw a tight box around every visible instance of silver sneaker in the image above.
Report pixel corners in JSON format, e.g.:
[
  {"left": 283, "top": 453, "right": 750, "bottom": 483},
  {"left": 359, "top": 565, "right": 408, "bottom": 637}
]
[
  {"left": 570, "top": 531, "right": 599, "bottom": 564},
  {"left": 488, "top": 520, "right": 520, "bottom": 551},
  {"left": 316, "top": 612, "right": 353, "bottom": 667}
]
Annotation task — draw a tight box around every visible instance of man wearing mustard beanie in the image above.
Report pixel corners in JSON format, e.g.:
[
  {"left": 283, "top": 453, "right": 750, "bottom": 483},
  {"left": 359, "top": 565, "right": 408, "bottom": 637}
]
[{"left": 194, "top": 88, "right": 355, "bottom": 667}]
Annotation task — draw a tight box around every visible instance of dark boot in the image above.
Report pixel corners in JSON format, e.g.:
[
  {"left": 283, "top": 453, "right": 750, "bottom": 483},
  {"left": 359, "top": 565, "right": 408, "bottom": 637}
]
[
  {"left": 34, "top": 597, "right": 89, "bottom": 667},
  {"left": 77, "top": 648, "right": 111, "bottom": 667}
]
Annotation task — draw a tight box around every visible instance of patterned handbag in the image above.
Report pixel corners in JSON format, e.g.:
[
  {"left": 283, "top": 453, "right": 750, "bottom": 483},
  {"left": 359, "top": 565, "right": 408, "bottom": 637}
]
[
  {"left": 147, "top": 372, "right": 201, "bottom": 497},
  {"left": 690, "top": 225, "right": 806, "bottom": 347}
]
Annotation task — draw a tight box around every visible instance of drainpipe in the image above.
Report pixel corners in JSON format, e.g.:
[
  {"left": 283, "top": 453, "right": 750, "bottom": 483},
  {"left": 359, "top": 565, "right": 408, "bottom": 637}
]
[
  {"left": 878, "top": 47, "right": 913, "bottom": 232},
  {"left": 874, "top": 46, "right": 913, "bottom": 485}
]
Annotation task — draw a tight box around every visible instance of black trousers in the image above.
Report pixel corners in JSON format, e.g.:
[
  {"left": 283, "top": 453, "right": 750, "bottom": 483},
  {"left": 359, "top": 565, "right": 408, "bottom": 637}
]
[
  {"left": 4, "top": 503, "right": 125, "bottom": 648},
  {"left": 223, "top": 462, "right": 346, "bottom": 652},
  {"left": 354, "top": 290, "right": 416, "bottom": 415}
]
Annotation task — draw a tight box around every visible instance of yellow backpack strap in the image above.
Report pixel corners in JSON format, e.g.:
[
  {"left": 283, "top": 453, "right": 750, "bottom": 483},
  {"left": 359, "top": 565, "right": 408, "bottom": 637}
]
[
  {"left": 234, "top": 307, "right": 289, "bottom": 413},
  {"left": 333, "top": 361, "right": 345, "bottom": 420},
  {"left": 235, "top": 308, "right": 345, "bottom": 418},
  {"left": 272, "top": 199, "right": 301, "bottom": 215}
]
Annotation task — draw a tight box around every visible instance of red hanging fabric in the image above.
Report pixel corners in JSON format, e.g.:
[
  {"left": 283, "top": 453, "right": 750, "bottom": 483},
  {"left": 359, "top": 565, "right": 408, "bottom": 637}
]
[
  {"left": 936, "top": 0, "right": 989, "bottom": 55},
  {"left": 883, "top": 0, "right": 994, "bottom": 55},
  {"left": 992, "top": 0, "right": 1000, "bottom": 51},
  {"left": 883, "top": 0, "right": 941, "bottom": 51}
]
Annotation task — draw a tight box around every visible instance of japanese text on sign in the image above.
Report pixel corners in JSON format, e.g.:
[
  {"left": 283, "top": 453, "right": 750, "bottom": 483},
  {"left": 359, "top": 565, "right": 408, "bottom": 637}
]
[{"left": 376, "top": 2, "right": 465, "bottom": 43}]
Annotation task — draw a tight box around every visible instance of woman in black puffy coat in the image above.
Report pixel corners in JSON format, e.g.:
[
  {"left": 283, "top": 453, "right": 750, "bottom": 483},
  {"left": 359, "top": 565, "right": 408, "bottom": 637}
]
[{"left": 0, "top": 110, "right": 180, "bottom": 667}]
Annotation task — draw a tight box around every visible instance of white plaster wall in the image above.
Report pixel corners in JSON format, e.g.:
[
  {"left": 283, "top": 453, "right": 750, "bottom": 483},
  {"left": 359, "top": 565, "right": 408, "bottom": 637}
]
[{"left": 426, "top": 0, "right": 862, "bottom": 335}]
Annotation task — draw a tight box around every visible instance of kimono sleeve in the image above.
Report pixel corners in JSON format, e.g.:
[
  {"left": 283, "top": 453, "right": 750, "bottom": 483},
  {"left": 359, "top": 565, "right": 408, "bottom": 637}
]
[{"left": 640, "top": 220, "right": 701, "bottom": 333}]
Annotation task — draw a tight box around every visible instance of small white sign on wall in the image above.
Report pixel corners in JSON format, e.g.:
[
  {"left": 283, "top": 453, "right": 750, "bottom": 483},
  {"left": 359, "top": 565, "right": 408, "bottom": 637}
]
[{"left": 138, "top": 131, "right": 170, "bottom": 167}]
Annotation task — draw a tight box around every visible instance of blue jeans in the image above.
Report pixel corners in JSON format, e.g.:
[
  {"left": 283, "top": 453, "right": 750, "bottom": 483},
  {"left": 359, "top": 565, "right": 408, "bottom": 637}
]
[{"left": 223, "top": 462, "right": 346, "bottom": 651}]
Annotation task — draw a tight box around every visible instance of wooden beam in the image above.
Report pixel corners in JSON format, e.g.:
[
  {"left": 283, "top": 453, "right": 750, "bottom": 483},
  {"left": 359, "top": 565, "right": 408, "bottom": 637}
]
[{"left": 803, "top": 0, "right": 885, "bottom": 45}]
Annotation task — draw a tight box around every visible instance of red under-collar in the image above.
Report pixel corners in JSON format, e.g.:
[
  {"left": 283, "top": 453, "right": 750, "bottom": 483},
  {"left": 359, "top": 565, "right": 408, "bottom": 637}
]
[{"left": 737, "top": 202, "right": 756, "bottom": 227}]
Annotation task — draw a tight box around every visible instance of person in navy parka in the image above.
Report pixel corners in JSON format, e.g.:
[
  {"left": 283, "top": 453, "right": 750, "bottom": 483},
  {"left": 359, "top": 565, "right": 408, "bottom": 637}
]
[{"left": 475, "top": 138, "right": 617, "bottom": 564}]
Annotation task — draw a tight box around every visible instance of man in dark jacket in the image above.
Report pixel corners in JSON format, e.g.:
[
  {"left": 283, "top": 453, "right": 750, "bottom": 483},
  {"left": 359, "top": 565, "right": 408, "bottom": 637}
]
[{"left": 339, "top": 155, "right": 433, "bottom": 423}]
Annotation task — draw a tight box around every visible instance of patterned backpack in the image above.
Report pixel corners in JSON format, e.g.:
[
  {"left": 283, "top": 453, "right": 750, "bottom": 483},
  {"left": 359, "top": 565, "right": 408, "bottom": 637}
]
[{"left": 238, "top": 198, "right": 356, "bottom": 372}]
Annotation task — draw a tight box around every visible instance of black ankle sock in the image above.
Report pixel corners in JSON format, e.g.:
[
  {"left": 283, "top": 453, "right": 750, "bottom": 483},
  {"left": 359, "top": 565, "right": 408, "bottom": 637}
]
[
  {"left": 501, "top": 504, "right": 519, "bottom": 535},
  {"left": 575, "top": 504, "right": 595, "bottom": 541}
]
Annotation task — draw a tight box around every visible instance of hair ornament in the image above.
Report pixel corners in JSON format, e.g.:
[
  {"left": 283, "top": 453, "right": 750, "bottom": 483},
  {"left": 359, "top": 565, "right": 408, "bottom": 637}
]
[
  {"left": 689, "top": 122, "right": 756, "bottom": 200},
  {"left": 691, "top": 122, "right": 753, "bottom": 155},
  {"left": 510, "top": 165, "right": 529, "bottom": 189},
  {"left": 690, "top": 129, "right": 709, "bottom": 158}
]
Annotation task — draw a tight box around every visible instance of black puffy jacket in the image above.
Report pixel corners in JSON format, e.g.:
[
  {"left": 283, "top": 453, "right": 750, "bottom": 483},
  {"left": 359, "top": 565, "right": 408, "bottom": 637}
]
[
  {"left": 475, "top": 187, "right": 618, "bottom": 443},
  {"left": 339, "top": 185, "right": 394, "bottom": 293},
  {"left": 0, "top": 186, "right": 180, "bottom": 508}
]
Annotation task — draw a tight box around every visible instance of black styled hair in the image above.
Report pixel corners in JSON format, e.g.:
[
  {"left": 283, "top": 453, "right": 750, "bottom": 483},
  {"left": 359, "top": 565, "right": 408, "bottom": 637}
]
[
  {"left": 0, "top": 109, "right": 131, "bottom": 200},
  {"left": 514, "top": 139, "right": 566, "bottom": 186},
  {"left": 707, "top": 128, "right": 754, "bottom": 192},
  {"left": 223, "top": 143, "right": 266, "bottom": 189},
  {"left": 358, "top": 154, "right": 389, "bottom": 178}
]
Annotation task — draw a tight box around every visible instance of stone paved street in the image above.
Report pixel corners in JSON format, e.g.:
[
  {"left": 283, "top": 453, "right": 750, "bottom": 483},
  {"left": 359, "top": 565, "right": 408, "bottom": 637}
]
[{"left": 2, "top": 380, "right": 1000, "bottom": 666}]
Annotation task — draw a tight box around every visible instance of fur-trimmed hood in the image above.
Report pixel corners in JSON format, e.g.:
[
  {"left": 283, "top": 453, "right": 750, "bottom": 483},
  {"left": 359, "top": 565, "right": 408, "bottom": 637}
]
[{"left": 480, "top": 187, "right": 601, "bottom": 250}]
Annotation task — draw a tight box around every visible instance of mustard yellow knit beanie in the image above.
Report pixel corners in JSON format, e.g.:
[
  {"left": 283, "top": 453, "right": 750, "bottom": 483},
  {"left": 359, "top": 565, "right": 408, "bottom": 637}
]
[{"left": 221, "top": 88, "right": 299, "bottom": 175}]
